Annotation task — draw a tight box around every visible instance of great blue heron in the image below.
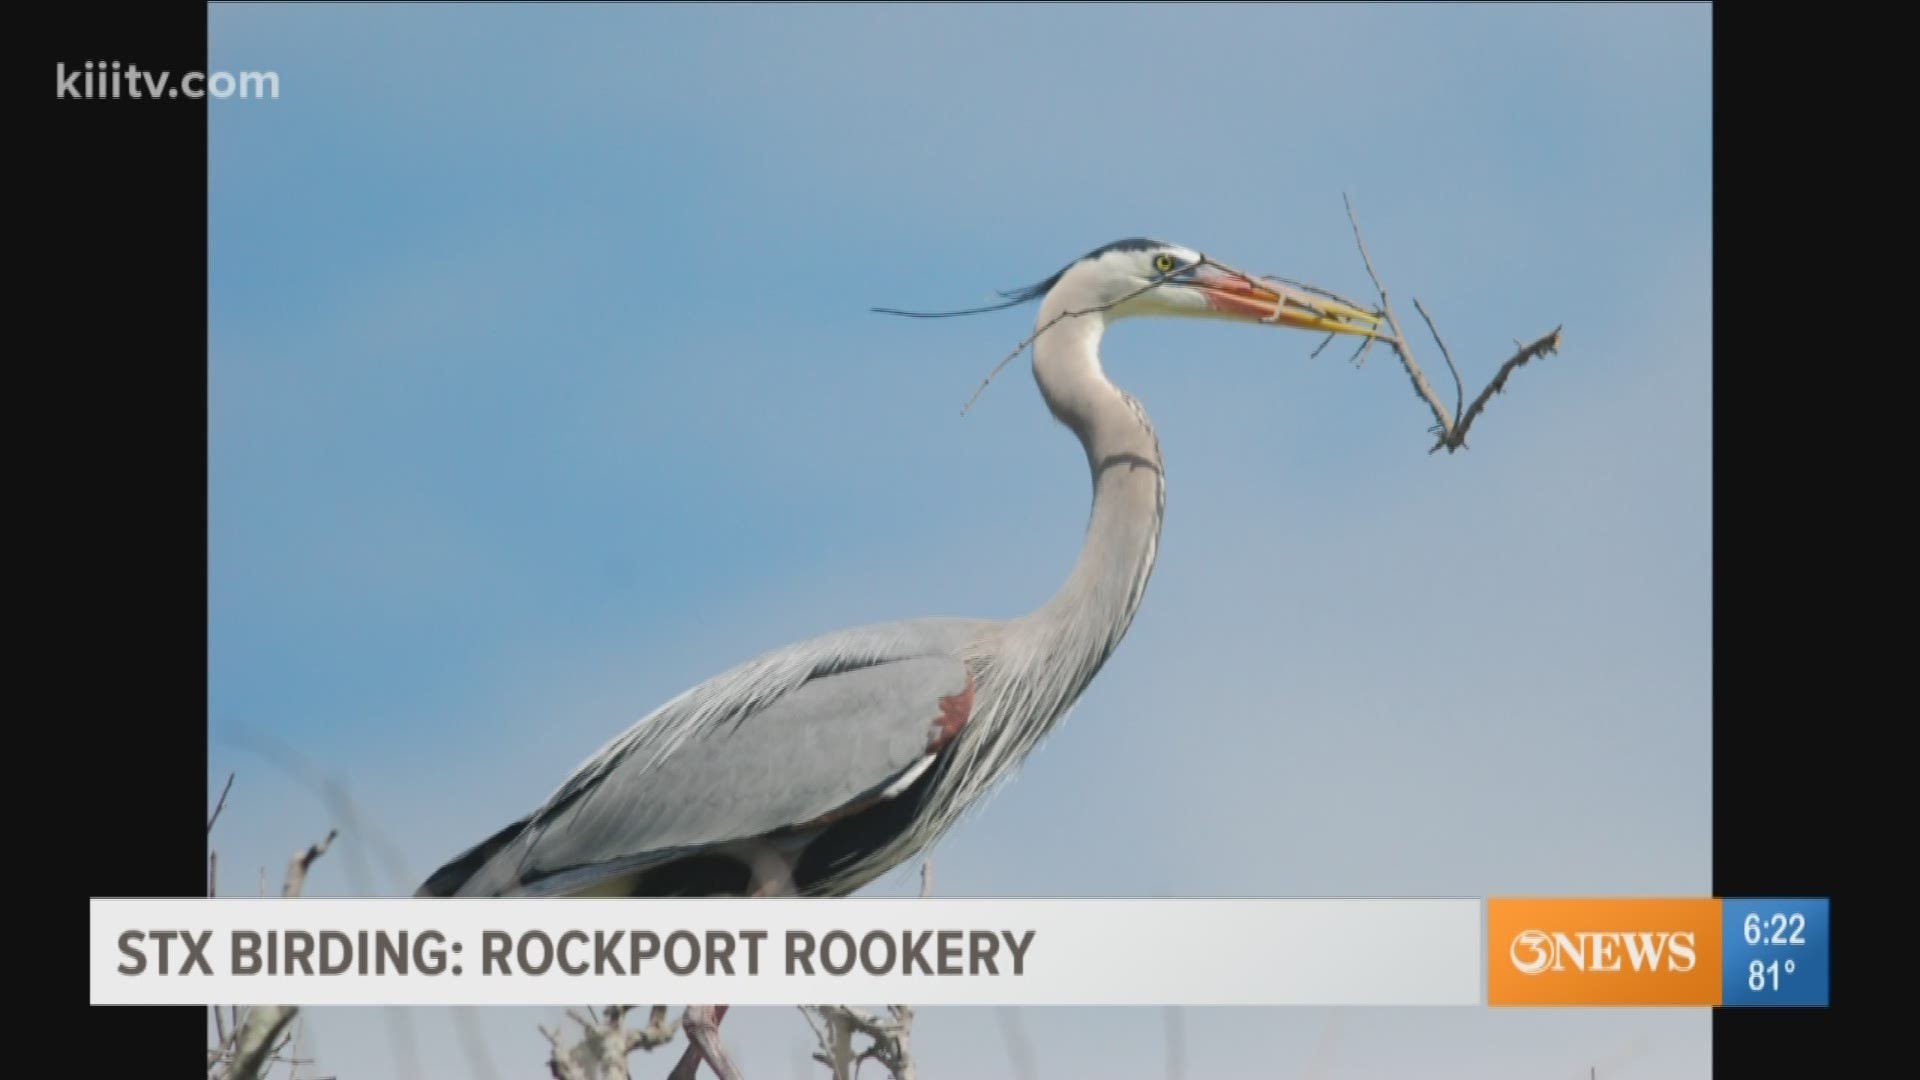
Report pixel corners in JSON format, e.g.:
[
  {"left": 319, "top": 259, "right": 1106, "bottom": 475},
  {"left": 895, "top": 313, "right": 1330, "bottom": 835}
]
[{"left": 418, "top": 239, "right": 1378, "bottom": 902}]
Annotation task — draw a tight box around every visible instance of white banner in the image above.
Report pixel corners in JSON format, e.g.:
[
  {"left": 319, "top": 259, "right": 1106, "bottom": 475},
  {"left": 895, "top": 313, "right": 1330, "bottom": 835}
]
[{"left": 90, "top": 897, "right": 1483, "bottom": 1007}]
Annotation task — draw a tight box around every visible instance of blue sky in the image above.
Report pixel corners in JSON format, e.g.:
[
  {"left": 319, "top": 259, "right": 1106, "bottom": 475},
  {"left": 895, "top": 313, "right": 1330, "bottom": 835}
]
[{"left": 208, "top": 3, "right": 1711, "bottom": 1076}]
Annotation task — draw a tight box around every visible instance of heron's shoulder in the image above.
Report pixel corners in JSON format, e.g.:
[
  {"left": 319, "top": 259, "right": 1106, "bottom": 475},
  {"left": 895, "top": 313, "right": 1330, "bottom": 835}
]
[
  {"left": 774, "top": 616, "right": 1000, "bottom": 664},
  {"left": 672, "top": 617, "right": 997, "bottom": 709},
  {"left": 542, "top": 618, "right": 998, "bottom": 801}
]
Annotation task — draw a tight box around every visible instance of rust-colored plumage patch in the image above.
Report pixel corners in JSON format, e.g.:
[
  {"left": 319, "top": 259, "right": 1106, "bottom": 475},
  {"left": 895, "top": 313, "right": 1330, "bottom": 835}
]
[
  {"left": 782, "top": 670, "right": 977, "bottom": 835},
  {"left": 929, "top": 669, "right": 975, "bottom": 751}
]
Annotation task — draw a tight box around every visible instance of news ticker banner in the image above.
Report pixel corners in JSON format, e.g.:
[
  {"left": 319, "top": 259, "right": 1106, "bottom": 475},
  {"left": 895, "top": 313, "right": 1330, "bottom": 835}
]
[{"left": 89, "top": 896, "right": 1829, "bottom": 1009}]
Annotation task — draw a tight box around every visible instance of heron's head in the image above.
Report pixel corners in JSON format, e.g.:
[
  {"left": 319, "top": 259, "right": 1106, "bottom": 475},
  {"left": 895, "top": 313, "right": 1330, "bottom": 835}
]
[
  {"left": 872, "top": 238, "right": 1380, "bottom": 340},
  {"left": 1053, "top": 238, "right": 1381, "bottom": 337}
]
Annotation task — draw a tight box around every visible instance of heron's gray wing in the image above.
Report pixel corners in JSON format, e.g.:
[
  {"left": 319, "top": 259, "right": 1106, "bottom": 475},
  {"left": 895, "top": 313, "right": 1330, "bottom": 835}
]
[{"left": 456, "top": 619, "right": 985, "bottom": 897}]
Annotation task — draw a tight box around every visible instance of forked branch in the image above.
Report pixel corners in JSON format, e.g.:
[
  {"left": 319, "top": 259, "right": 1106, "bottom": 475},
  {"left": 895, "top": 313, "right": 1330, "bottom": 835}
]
[
  {"left": 541, "top": 1005, "right": 682, "bottom": 1080},
  {"left": 1339, "top": 193, "right": 1564, "bottom": 454},
  {"left": 802, "top": 861, "right": 933, "bottom": 1079}
]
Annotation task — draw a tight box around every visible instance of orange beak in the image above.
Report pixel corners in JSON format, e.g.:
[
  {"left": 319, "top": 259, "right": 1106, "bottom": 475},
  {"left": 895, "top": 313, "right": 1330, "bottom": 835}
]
[{"left": 1187, "top": 263, "right": 1383, "bottom": 338}]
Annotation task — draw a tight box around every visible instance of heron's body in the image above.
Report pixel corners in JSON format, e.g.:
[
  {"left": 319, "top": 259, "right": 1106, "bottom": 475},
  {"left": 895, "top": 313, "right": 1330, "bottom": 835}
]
[{"left": 419, "top": 238, "right": 1375, "bottom": 900}]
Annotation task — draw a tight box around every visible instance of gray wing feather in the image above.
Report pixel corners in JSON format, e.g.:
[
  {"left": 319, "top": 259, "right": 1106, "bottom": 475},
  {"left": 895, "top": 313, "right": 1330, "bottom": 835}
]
[{"left": 454, "top": 618, "right": 987, "bottom": 897}]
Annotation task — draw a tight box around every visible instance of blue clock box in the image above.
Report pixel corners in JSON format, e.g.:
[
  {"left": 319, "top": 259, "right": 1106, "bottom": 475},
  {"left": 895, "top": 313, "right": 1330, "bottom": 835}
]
[{"left": 1720, "top": 898, "right": 1830, "bottom": 1007}]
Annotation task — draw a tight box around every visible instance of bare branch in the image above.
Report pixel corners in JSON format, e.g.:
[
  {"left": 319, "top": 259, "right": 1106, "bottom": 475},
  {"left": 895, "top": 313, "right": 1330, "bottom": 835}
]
[
  {"left": 222, "top": 827, "right": 336, "bottom": 1080},
  {"left": 543, "top": 1006, "right": 676, "bottom": 1080},
  {"left": 885, "top": 1007, "right": 916, "bottom": 1080},
  {"left": 226, "top": 1009, "right": 299, "bottom": 1080},
  {"left": 800, "top": 861, "right": 934, "bottom": 1079},
  {"left": 219, "top": 728, "right": 440, "bottom": 1076},
  {"left": 809, "top": 1007, "right": 914, "bottom": 1080},
  {"left": 542, "top": 1004, "right": 680, "bottom": 1080},
  {"left": 1342, "top": 193, "right": 1455, "bottom": 439},
  {"left": 1411, "top": 298, "right": 1465, "bottom": 426},
  {"left": 1339, "top": 193, "right": 1564, "bottom": 455},
  {"left": 823, "top": 1011, "right": 856, "bottom": 1080},
  {"left": 221, "top": 741, "right": 444, "bottom": 1080},
  {"left": 281, "top": 829, "right": 337, "bottom": 898},
  {"left": 1432, "top": 327, "right": 1564, "bottom": 454},
  {"left": 208, "top": 772, "right": 236, "bottom": 834},
  {"left": 638, "top": 1007, "right": 678, "bottom": 1049},
  {"left": 221, "top": 728, "right": 421, "bottom": 897}
]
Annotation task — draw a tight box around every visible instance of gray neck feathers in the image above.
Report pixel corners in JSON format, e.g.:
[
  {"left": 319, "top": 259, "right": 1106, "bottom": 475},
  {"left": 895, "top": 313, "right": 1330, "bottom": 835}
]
[
  {"left": 1023, "top": 304, "right": 1164, "bottom": 663},
  {"left": 825, "top": 282, "right": 1167, "bottom": 894},
  {"left": 938, "top": 288, "right": 1166, "bottom": 815}
]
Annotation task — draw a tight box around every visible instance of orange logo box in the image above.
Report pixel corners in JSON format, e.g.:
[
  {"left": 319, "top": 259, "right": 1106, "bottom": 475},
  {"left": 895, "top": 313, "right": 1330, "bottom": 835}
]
[{"left": 1487, "top": 898, "right": 1722, "bottom": 1006}]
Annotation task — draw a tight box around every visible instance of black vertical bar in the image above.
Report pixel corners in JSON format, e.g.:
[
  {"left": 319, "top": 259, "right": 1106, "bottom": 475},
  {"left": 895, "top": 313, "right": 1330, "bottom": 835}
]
[
  {"left": 1709, "top": 7, "right": 1841, "bottom": 1077},
  {"left": 50, "top": 3, "right": 207, "bottom": 1069}
]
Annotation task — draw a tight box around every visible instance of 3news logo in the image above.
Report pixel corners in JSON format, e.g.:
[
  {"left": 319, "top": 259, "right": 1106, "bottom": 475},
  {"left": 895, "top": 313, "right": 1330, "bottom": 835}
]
[
  {"left": 1486, "top": 898, "right": 1722, "bottom": 1005},
  {"left": 1507, "top": 927, "right": 1699, "bottom": 975}
]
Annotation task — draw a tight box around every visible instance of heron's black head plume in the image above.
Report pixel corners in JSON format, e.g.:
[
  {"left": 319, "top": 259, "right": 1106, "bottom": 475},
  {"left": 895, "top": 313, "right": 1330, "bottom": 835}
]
[{"left": 872, "top": 237, "right": 1171, "bottom": 319}]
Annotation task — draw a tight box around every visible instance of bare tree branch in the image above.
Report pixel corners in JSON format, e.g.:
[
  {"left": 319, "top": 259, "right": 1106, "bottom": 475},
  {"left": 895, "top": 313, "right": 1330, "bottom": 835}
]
[
  {"left": 223, "top": 827, "right": 337, "bottom": 1080},
  {"left": 208, "top": 772, "right": 236, "bottom": 834},
  {"left": 228, "top": 1009, "right": 299, "bottom": 1080},
  {"left": 827, "top": 1017, "right": 855, "bottom": 1080},
  {"left": 801, "top": 861, "right": 935, "bottom": 1080},
  {"left": 280, "top": 829, "right": 337, "bottom": 898},
  {"left": 222, "top": 729, "right": 437, "bottom": 1078},
  {"left": 538, "top": 1000, "right": 685, "bottom": 1080},
  {"left": 207, "top": 770, "right": 229, "bottom": 1059},
  {"left": 222, "top": 729, "right": 419, "bottom": 902},
  {"left": 1411, "top": 298, "right": 1465, "bottom": 426},
  {"left": 1441, "top": 326, "right": 1564, "bottom": 453},
  {"left": 807, "top": 1006, "right": 916, "bottom": 1080},
  {"left": 542, "top": 1005, "right": 681, "bottom": 1080},
  {"left": 1339, "top": 193, "right": 1565, "bottom": 454}
]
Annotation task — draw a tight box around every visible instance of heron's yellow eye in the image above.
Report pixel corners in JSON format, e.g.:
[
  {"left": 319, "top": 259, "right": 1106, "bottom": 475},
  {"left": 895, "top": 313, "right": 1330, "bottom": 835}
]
[{"left": 1153, "top": 253, "right": 1176, "bottom": 274}]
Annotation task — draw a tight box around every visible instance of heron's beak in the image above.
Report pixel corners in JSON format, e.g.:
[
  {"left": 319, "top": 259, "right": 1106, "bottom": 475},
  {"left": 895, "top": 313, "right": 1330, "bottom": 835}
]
[{"left": 1186, "top": 264, "right": 1382, "bottom": 338}]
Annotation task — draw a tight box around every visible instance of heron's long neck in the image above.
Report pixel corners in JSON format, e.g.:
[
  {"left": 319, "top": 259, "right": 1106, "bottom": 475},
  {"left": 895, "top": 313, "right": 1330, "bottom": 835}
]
[
  {"left": 1015, "top": 312, "right": 1165, "bottom": 681},
  {"left": 892, "top": 303, "right": 1166, "bottom": 860}
]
